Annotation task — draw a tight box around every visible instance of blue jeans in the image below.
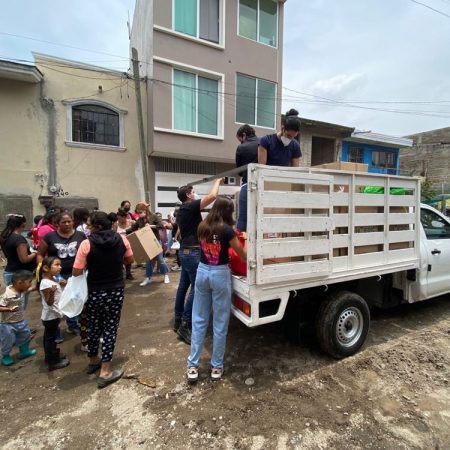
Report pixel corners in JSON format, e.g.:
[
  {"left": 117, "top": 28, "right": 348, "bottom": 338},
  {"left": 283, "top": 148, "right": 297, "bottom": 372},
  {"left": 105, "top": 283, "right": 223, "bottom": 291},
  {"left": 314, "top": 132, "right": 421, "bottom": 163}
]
[
  {"left": 187, "top": 263, "right": 232, "bottom": 369},
  {"left": 0, "top": 320, "right": 31, "bottom": 355},
  {"left": 175, "top": 248, "right": 200, "bottom": 323},
  {"left": 236, "top": 183, "right": 248, "bottom": 232},
  {"left": 146, "top": 252, "right": 168, "bottom": 278}
]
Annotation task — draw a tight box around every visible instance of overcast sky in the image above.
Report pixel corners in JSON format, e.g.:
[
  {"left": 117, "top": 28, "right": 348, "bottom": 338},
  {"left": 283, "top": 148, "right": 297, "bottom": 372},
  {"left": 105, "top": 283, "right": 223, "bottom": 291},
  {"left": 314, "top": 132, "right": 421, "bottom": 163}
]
[{"left": 1, "top": 0, "right": 449, "bottom": 136}]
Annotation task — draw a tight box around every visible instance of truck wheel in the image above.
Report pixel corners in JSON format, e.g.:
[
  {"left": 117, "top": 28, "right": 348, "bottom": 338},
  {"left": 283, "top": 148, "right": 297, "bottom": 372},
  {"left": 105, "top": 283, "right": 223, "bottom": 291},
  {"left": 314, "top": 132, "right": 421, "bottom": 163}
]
[{"left": 316, "top": 291, "right": 370, "bottom": 359}]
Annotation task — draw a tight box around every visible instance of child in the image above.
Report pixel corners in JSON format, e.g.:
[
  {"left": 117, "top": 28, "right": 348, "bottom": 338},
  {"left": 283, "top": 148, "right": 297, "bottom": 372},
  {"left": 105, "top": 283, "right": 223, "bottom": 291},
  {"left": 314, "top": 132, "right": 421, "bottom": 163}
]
[
  {"left": 37, "top": 257, "right": 70, "bottom": 371},
  {"left": 0, "top": 270, "right": 36, "bottom": 366},
  {"left": 186, "top": 197, "right": 246, "bottom": 383}
]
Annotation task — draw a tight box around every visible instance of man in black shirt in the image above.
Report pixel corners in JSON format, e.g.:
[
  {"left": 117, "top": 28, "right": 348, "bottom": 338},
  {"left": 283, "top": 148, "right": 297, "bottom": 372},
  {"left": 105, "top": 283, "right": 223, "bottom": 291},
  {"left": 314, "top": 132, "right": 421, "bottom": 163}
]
[
  {"left": 174, "top": 178, "right": 221, "bottom": 344},
  {"left": 235, "top": 124, "right": 259, "bottom": 232}
]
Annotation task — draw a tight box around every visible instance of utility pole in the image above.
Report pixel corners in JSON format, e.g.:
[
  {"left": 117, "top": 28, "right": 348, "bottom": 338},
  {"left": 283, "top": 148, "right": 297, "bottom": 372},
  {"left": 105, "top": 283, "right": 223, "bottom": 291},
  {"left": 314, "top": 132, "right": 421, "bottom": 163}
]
[{"left": 131, "top": 47, "right": 150, "bottom": 203}]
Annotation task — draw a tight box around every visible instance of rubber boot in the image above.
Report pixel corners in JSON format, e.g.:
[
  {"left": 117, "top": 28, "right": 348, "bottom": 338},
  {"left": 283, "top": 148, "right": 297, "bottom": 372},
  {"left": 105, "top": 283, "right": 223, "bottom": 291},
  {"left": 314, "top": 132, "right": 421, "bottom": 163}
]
[
  {"left": 18, "top": 342, "right": 37, "bottom": 360},
  {"left": 1, "top": 354, "right": 14, "bottom": 366}
]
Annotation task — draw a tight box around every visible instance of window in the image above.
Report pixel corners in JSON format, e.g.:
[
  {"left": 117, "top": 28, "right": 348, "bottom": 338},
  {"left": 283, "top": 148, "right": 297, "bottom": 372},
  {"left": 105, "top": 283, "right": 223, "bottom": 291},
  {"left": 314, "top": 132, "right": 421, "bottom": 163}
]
[
  {"left": 173, "top": 69, "right": 219, "bottom": 136},
  {"left": 236, "top": 74, "right": 276, "bottom": 128},
  {"left": 372, "top": 151, "right": 396, "bottom": 169},
  {"left": 421, "top": 208, "right": 450, "bottom": 239},
  {"left": 173, "top": 0, "right": 220, "bottom": 44},
  {"left": 239, "top": 0, "right": 278, "bottom": 47},
  {"left": 348, "top": 147, "right": 364, "bottom": 163},
  {"left": 72, "top": 105, "right": 119, "bottom": 146},
  {"left": 64, "top": 100, "right": 126, "bottom": 150}
]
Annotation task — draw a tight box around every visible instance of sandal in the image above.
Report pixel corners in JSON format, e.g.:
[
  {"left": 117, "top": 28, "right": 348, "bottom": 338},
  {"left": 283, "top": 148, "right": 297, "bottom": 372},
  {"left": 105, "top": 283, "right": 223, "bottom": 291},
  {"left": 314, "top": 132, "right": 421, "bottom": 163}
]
[
  {"left": 186, "top": 367, "right": 198, "bottom": 383},
  {"left": 97, "top": 369, "right": 124, "bottom": 389},
  {"left": 86, "top": 363, "right": 101, "bottom": 374}
]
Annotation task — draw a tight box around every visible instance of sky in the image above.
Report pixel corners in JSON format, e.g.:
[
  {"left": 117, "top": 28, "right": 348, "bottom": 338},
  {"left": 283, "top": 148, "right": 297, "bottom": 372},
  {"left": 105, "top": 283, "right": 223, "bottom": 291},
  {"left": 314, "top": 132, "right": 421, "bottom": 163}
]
[{"left": 1, "top": 0, "right": 449, "bottom": 136}]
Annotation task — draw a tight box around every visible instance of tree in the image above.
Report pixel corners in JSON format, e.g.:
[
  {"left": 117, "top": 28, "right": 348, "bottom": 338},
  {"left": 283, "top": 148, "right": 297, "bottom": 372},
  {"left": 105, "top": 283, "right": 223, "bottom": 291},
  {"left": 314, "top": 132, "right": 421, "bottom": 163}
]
[{"left": 420, "top": 177, "right": 436, "bottom": 201}]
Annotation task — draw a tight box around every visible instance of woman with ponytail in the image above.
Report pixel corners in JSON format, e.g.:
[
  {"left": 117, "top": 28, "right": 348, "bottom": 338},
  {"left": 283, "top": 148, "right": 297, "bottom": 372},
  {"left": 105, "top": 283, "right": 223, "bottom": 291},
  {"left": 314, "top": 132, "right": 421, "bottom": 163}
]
[
  {"left": 0, "top": 214, "right": 37, "bottom": 286},
  {"left": 72, "top": 211, "right": 134, "bottom": 388},
  {"left": 258, "top": 108, "right": 302, "bottom": 168}
]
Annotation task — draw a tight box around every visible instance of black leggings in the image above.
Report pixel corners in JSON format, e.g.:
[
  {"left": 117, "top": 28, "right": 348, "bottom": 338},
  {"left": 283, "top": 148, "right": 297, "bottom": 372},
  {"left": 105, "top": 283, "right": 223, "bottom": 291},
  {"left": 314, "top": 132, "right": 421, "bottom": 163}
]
[
  {"left": 42, "top": 318, "right": 60, "bottom": 364},
  {"left": 87, "top": 287, "right": 124, "bottom": 363}
]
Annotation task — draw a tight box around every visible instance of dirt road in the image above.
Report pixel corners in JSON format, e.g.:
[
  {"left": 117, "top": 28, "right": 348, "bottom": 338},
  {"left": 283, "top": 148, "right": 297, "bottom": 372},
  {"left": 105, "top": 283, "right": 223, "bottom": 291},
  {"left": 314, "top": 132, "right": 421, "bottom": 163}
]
[{"left": 1, "top": 265, "right": 449, "bottom": 449}]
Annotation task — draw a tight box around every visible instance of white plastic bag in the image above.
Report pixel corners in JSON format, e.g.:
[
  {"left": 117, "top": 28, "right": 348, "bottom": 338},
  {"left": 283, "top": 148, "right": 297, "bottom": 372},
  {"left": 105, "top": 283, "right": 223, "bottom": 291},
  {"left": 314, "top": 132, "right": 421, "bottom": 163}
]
[
  {"left": 171, "top": 240, "right": 180, "bottom": 250},
  {"left": 59, "top": 273, "right": 88, "bottom": 318}
]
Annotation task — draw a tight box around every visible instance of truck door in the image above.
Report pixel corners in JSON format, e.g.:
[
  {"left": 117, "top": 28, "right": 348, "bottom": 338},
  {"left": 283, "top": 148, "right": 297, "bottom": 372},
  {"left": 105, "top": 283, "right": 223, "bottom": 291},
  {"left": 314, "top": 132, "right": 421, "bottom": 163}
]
[{"left": 420, "top": 207, "right": 450, "bottom": 297}]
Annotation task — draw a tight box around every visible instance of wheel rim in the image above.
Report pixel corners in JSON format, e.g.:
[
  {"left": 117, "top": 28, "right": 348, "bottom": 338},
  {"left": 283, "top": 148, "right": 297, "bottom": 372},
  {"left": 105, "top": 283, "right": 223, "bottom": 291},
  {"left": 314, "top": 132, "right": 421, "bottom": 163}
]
[{"left": 335, "top": 307, "right": 364, "bottom": 347}]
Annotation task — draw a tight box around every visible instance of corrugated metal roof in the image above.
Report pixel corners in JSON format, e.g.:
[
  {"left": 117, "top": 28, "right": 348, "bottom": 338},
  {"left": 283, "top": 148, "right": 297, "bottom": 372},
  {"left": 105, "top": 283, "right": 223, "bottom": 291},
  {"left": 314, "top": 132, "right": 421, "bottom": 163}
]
[{"left": 345, "top": 131, "right": 413, "bottom": 148}]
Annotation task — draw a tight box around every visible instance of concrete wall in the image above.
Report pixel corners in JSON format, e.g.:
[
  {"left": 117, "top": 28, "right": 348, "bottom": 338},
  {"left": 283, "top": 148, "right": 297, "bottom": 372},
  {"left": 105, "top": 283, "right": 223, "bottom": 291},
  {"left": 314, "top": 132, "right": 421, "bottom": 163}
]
[
  {"left": 0, "top": 55, "right": 146, "bottom": 219},
  {"left": 401, "top": 127, "right": 450, "bottom": 190}
]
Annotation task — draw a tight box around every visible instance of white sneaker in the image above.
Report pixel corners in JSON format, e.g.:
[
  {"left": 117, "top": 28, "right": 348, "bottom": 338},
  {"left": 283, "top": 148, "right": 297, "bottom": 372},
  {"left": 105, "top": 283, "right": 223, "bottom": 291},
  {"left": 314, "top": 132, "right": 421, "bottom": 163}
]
[
  {"left": 140, "top": 277, "right": 152, "bottom": 287},
  {"left": 164, "top": 274, "right": 170, "bottom": 284}
]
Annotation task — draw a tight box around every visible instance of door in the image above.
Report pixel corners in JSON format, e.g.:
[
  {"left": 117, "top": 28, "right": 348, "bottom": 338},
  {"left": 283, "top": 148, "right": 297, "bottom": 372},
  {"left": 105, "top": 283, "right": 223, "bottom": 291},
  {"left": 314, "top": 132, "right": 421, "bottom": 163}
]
[{"left": 420, "top": 207, "right": 450, "bottom": 297}]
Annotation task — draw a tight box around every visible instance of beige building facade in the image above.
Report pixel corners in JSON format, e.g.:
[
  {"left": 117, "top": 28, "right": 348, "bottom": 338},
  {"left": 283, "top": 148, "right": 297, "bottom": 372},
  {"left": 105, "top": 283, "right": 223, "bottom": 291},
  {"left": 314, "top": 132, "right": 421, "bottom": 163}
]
[
  {"left": 0, "top": 54, "right": 145, "bottom": 227},
  {"left": 131, "top": 0, "right": 287, "bottom": 214}
]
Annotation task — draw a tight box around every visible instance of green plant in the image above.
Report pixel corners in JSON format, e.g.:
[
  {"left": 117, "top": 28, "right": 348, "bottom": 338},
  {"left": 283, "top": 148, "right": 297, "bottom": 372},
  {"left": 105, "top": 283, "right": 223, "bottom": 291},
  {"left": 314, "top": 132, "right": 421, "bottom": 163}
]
[{"left": 420, "top": 178, "right": 436, "bottom": 201}]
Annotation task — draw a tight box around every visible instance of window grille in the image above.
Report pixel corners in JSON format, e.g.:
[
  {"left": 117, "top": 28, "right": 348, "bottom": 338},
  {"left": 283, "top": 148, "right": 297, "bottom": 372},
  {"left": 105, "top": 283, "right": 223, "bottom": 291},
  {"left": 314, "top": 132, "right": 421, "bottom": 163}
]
[{"left": 154, "top": 157, "right": 216, "bottom": 175}]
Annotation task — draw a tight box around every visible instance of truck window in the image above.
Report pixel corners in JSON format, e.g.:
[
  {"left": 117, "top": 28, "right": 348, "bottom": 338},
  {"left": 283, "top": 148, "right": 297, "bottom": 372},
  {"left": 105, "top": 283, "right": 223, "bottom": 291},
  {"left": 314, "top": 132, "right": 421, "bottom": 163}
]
[{"left": 420, "top": 208, "right": 450, "bottom": 239}]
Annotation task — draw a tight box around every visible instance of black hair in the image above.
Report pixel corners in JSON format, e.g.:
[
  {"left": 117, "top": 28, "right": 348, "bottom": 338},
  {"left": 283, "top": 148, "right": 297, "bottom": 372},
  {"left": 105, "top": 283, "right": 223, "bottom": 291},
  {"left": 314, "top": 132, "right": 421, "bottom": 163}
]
[
  {"left": 42, "top": 210, "right": 59, "bottom": 226},
  {"left": 0, "top": 215, "right": 27, "bottom": 244},
  {"left": 33, "top": 215, "right": 43, "bottom": 225},
  {"left": 56, "top": 212, "right": 73, "bottom": 225},
  {"left": 177, "top": 185, "right": 194, "bottom": 203},
  {"left": 90, "top": 211, "right": 113, "bottom": 231},
  {"left": 198, "top": 197, "right": 235, "bottom": 242},
  {"left": 117, "top": 208, "right": 128, "bottom": 218},
  {"left": 36, "top": 256, "right": 59, "bottom": 289},
  {"left": 73, "top": 208, "right": 90, "bottom": 229},
  {"left": 283, "top": 108, "right": 300, "bottom": 132},
  {"left": 120, "top": 200, "right": 131, "bottom": 208},
  {"left": 236, "top": 124, "right": 256, "bottom": 139},
  {"left": 11, "top": 270, "right": 34, "bottom": 284},
  {"left": 109, "top": 212, "right": 118, "bottom": 223}
]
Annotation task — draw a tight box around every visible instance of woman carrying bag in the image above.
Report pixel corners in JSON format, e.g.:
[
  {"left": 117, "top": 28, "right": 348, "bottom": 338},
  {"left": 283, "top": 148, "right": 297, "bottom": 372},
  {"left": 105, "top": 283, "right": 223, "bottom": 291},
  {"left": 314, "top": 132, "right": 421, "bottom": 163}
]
[{"left": 72, "top": 212, "right": 134, "bottom": 388}]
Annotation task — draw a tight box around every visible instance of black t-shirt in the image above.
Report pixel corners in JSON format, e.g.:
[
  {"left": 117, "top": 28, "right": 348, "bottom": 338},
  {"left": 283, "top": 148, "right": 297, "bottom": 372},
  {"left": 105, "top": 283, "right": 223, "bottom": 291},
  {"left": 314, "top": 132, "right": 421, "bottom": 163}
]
[
  {"left": 1, "top": 233, "right": 36, "bottom": 272},
  {"left": 177, "top": 199, "right": 202, "bottom": 248},
  {"left": 259, "top": 133, "right": 302, "bottom": 166},
  {"left": 44, "top": 231, "right": 86, "bottom": 277},
  {"left": 236, "top": 135, "right": 259, "bottom": 183},
  {"left": 200, "top": 225, "right": 235, "bottom": 266}
]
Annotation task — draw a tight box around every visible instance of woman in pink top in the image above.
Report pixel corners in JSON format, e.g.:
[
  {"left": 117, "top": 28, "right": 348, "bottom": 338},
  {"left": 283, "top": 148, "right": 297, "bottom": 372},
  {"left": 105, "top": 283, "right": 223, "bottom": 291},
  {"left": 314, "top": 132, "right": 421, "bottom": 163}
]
[{"left": 37, "top": 211, "right": 59, "bottom": 245}]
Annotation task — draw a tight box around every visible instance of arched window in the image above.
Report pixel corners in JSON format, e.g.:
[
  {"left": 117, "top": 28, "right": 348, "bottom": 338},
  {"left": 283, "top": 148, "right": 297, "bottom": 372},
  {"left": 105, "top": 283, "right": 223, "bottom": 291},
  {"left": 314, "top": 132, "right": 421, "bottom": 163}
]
[{"left": 72, "top": 104, "right": 119, "bottom": 146}]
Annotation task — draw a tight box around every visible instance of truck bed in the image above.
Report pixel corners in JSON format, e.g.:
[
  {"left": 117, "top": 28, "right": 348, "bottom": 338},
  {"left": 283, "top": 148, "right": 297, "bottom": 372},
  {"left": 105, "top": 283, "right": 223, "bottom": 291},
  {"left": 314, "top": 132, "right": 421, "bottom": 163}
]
[{"left": 232, "top": 165, "right": 421, "bottom": 326}]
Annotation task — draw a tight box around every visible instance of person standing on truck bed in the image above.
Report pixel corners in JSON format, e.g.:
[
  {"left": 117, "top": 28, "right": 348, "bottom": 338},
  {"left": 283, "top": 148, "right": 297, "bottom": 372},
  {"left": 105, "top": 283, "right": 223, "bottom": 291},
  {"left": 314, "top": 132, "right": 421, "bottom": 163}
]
[
  {"left": 258, "top": 109, "right": 301, "bottom": 167},
  {"left": 235, "top": 124, "right": 259, "bottom": 233},
  {"left": 174, "top": 179, "right": 222, "bottom": 345}
]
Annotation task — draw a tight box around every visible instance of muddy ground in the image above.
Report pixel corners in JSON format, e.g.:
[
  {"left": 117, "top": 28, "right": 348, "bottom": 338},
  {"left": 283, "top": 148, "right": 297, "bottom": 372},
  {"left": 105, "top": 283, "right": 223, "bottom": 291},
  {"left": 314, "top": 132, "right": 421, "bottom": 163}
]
[{"left": 1, "top": 260, "right": 449, "bottom": 449}]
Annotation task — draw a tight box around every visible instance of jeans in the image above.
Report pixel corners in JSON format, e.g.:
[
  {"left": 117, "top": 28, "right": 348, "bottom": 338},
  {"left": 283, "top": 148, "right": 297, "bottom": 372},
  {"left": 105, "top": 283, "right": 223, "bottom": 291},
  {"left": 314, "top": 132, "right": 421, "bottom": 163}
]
[
  {"left": 187, "top": 263, "right": 232, "bottom": 369},
  {"left": 166, "top": 230, "right": 173, "bottom": 254},
  {"left": 236, "top": 183, "right": 248, "bottom": 232},
  {"left": 175, "top": 248, "right": 200, "bottom": 323},
  {"left": 146, "top": 252, "right": 169, "bottom": 278},
  {"left": 42, "top": 318, "right": 60, "bottom": 363},
  {"left": 0, "top": 320, "right": 32, "bottom": 355}
]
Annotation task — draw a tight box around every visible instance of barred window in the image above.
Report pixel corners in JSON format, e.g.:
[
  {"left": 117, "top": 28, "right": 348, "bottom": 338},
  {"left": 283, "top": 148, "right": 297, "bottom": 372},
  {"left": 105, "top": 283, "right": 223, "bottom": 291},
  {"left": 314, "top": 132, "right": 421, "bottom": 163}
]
[
  {"left": 72, "top": 105, "right": 119, "bottom": 146},
  {"left": 348, "top": 147, "right": 364, "bottom": 163}
]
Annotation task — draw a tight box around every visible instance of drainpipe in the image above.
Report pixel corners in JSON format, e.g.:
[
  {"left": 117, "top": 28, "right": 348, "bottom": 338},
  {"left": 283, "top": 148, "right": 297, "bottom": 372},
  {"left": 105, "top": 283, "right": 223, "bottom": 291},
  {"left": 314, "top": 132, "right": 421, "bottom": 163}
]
[{"left": 39, "top": 82, "right": 58, "bottom": 196}]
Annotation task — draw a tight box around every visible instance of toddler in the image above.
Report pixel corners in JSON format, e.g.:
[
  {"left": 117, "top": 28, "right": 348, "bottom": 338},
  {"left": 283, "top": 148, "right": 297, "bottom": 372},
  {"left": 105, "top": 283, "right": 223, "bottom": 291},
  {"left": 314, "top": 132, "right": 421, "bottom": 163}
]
[{"left": 0, "top": 270, "right": 36, "bottom": 366}]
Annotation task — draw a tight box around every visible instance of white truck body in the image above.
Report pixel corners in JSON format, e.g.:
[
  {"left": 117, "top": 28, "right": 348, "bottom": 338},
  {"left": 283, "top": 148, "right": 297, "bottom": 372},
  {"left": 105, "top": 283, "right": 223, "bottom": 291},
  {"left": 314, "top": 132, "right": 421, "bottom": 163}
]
[{"left": 231, "top": 165, "right": 450, "bottom": 341}]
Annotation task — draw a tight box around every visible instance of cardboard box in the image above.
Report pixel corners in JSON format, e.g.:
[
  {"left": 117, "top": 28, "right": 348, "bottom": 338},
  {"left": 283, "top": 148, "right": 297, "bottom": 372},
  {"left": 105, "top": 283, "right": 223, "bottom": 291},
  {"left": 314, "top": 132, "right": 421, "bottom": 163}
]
[
  {"left": 126, "top": 225, "right": 162, "bottom": 263},
  {"left": 313, "top": 161, "right": 368, "bottom": 172}
]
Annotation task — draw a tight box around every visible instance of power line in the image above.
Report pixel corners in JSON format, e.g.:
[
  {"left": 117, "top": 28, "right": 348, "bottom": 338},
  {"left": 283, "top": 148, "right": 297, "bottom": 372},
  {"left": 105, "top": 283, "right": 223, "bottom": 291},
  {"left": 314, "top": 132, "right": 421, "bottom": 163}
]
[{"left": 406, "top": 0, "right": 450, "bottom": 18}]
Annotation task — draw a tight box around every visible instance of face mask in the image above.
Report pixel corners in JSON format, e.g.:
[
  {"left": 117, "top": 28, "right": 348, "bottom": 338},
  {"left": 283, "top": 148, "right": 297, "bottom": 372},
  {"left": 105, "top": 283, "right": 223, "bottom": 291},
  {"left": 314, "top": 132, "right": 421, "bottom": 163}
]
[
  {"left": 123, "top": 207, "right": 130, "bottom": 213},
  {"left": 280, "top": 136, "right": 292, "bottom": 147}
]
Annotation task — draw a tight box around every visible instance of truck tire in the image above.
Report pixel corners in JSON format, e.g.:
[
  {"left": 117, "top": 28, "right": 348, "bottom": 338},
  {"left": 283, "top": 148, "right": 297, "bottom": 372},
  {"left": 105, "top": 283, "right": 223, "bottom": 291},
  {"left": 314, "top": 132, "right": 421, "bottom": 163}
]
[{"left": 316, "top": 290, "right": 370, "bottom": 359}]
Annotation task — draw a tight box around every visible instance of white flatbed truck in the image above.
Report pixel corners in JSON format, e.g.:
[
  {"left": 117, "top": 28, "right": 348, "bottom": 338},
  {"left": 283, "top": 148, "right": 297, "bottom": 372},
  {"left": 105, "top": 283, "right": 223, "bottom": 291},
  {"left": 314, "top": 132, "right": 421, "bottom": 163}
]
[{"left": 231, "top": 164, "right": 450, "bottom": 358}]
